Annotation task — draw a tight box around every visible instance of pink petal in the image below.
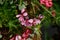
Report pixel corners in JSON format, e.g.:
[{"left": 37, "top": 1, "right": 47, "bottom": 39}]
[
  {"left": 26, "top": 29, "right": 30, "bottom": 33},
  {"left": 40, "top": 0, "right": 45, "bottom": 4},
  {"left": 45, "top": 1, "right": 52, "bottom": 7},
  {"left": 48, "top": 2, "right": 53, "bottom": 7},
  {"left": 21, "top": 8, "right": 25, "bottom": 13},
  {"left": 35, "top": 19, "right": 41, "bottom": 24},
  {"left": 25, "top": 16, "right": 29, "bottom": 19},
  {"left": 33, "top": 18, "right": 41, "bottom": 25},
  {"left": 45, "top": 2, "right": 50, "bottom": 7},
  {"left": 21, "top": 21, "right": 25, "bottom": 25},
  {"left": 22, "top": 38, "right": 26, "bottom": 40},
  {"left": 15, "top": 35, "right": 22, "bottom": 40},
  {"left": 24, "top": 20, "right": 32, "bottom": 27},
  {"left": 18, "top": 16, "right": 24, "bottom": 21},
  {"left": 23, "top": 12, "right": 28, "bottom": 16},
  {"left": 28, "top": 19, "right": 33, "bottom": 23},
  {"left": 48, "top": 0, "right": 52, "bottom": 2},
  {"left": 22, "top": 33, "right": 26, "bottom": 38},
  {"left": 16, "top": 14, "right": 21, "bottom": 18},
  {"left": 25, "top": 22, "right": 32, "bottom": 27}
]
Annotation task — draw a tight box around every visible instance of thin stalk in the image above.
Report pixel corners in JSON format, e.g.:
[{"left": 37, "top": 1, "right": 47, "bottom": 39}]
[
  {"left": 40, "top": 5, "right": 52, "bottom": 15},
  {"left": 37, "top": 2, "right": 52, "bottom": 16},
  {"left": 31, "top": 2, "right": 35, "bottom": 14},
  {"left": 20, "top": 0, "right": 22, "bottom": 5},
  {"left": 35, "top": 0, "right": 55, "bottom": 17}
]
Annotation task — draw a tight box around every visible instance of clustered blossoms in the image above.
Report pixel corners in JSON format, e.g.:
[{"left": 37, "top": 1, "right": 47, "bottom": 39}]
[
  {"left": 16, "top": 8, "right": 43, "bottom": 27},
  {"left": 10, "top": 29, "right": 31, "bottom": 40},
  {"left": 15, "top": 1, "right": 44, "bottom": 40},
  {"left": 40, "top": 0, "right": 53, "bottom": 8}
]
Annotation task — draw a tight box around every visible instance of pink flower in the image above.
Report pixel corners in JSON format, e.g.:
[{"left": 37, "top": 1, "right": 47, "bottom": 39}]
[
  {"left": 48, "top": 0, "right": 52, "bottom": 2},
  {"left": 22, "top": 33, "right": 28, "bottom": 38},
  {"left": 25, "top": 20, "right": 32, "bottom": 27},
  {"left": 21, "top": 20, "right": 32, "bottom": 27},
  {"left": 45, "top": 1, "right": 52, "bottom": 7},
  {"left": 22, "top": 38, "right": 26, "bottom": 40},
  {"left": 26, "top": 23, "right": 32, "bottom": 27},
  {"left": 21, "top": 21, "right": 25, "bottom": 25},
  {"left": 40, "top": 0, "right": 45, "bottom": 4},
  {"left": 28, "top": 19, "right": 33, "bottom": 23},
  {"left": 10, "top": 29, "right": 31, "bottom": 40},
  {"left": 15, "top": 35, "right": 22, "bottom": 40},
  {"left": 40, "top": 0, "right": 53, "bottom": 8},
  {"left": 22, "top": 29, "right": 31, "bottom": 40},
  {"left": 23, "top": 12, "right": 28, "bottom": 16},
  {"left": 26, "top": 29, "right": 31, "bottom": 33},
  {"left": 25, "top": 16, "right": 29, "bottom": 20},
  {"left": 21, "top": 8, "right": 25, "bottom": 13},
  {"left": 48, "top": 2, "right": 53, "bottom": 7},
  {"left": 16, "top": 8, "right": 42, "bottom": 27},
  {"left": 33, "top": 18, "right": 41, "bottom": 25},
  {"left": 10, "top": 35, "right": 22, "bottom": 40},
  {"left": 18, "top": 16, "right": 24, "bottom": 22},
  {"left": 22, "top": 29, "right": 31, "bottom": 39},
  {"left": 35, "top": 19, "right": 41, "bottom": 24},
  {"left": 16, "top": 14, "right": 21, "bottom": 18}
]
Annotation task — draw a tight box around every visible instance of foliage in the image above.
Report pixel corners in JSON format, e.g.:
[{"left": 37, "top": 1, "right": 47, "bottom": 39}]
[{"left": 0, "top": 0, "right": 60, "bottom": 40}]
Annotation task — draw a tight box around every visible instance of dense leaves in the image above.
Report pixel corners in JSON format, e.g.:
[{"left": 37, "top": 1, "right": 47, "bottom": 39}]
[{"left": 0, "top": 0, "right": 60, "bottom": 40}]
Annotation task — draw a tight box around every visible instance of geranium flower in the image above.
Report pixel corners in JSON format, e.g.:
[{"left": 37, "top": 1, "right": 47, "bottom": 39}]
[{"left": 40, "top": 0, "right": 53, "bottom": 8}]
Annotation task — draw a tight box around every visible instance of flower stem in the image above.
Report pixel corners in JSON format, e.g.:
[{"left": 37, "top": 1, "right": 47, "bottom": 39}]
[{"left": 20, "top": 0, "right": 22, "bottom": 5}]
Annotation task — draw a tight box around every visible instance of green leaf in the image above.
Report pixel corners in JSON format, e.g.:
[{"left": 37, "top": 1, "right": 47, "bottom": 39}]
[
  {"left": 0, "top": 34, "right": 2, "bottom": 38},
  {"left": 19, "top": 4, "right": 26, "bottom": 10},
  {"left": 0, "top": 0, "right": 3, "bottom": 5}
]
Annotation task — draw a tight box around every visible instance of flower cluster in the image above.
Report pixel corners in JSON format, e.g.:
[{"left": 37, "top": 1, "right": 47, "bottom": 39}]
[
  {"left": 16, "top": 8, "right": 43, "bottom": 27},
  {"left": 40, "top": 0, "right": 53, "bottom": 8},
  {"left": 10, "top": 29, "right": 31, "bottom": 40},
  {"left": 22, "top": 29, "right": 31, "bottom": 40}
]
